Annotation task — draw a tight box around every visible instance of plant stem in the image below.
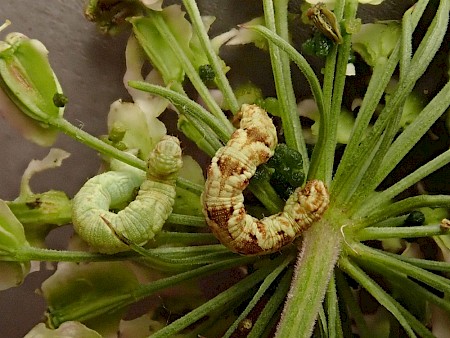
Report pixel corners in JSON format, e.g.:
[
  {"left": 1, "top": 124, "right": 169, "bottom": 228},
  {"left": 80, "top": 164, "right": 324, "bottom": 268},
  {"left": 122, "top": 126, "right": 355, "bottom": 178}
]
[
  {"left": 339, "top": 256, "right": 433, "bottom": 337},
  {"left": 378, "top": 251, "right": 450, "bottom": 273},
  {"left": 154, "top": 231, "right": 217, "bottom": 245},
  {"left": 356, "top": 224, "right": 447, "bottom": 241},
  {"left": 262, "top": 0, "right": 308, "bottom": 172},
  {"left": 343, "top": 0, "right": 449, "bottom": 207},
  {"left": 128, "top": 81, "right": 230, "bottom": 143},
  {"left": 348, "top": 243, "right": 450, "bottom": 295},
  {"left": 167, "top": 213, "right": 206, "bottom": 227},
  {"left": 182, "top": 0, "right": 239, "bottom": 113},
  {"left": 330, "top": 0, "right": 433, "bottom": 202},
  {"left": 354, "top": 148, "right": 450, "bottom": 218},
  {"left": 49, "top": 255, "right": 257, "bottom": 327},
  {"left": 49, "top": 117, "right": 203, "bottom": 195},
  {"left": 247, "top": 269, "right": 293, "bottom": 338},
  {"left": 11, "top": 246, "right": 135, "bottom": 262},
  {"left": 374, "top": 80, "right": 450, "bottom": 190},
  {"left": 355, "top": 195, "right": 450, "bottom": 230},
  {"left": 335, "top": 269, "right": 370, "bottom": 337},
  {"left": 223, "top": 253, "right": 294, "bottom": 337},
  {"left": 275, "top": 216, "right": 343, "bottom": 337},
  {"left": 148, "top": 11, "right": 234, "bottom": 135},
  {"left": 358, "top": 256, "right": 450, "bottom": 314},
  {"left": 325, "top": 273, "right": 343, "bottom": 337},
  {"left": 246, "top": 25, "right": 324, "bottom": 116},
  {"left": 310, "top": 0, "right": 357, "bottom": 185},
  {"left": 150, "top": 255, "right": 285, "bottom": 337},
  {"left": 330, "top": 55, "right": 398, "bottom": 201}
]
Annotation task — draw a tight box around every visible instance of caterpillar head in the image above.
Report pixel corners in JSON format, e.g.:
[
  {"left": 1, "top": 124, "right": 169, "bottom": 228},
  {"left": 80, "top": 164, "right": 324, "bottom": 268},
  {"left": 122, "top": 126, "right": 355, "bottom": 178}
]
[{"left": 147, "top": 135, "right": 183, "bottom": 181}]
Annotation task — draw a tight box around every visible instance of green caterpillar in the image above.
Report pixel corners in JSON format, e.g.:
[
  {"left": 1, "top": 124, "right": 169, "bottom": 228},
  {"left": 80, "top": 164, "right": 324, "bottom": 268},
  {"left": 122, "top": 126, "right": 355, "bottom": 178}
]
[{"left": 72, "top": 135, "right": 183, "bottom": 254}]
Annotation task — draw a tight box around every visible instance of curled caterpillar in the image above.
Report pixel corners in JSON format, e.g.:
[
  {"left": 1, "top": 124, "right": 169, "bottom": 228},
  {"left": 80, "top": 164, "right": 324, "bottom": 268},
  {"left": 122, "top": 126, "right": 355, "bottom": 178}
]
[
  {"left": 201, "top": 104, "right": 330, "bottom": 255},
  {"left": 72, "top": 135, "right": 183, "bottom": 254}
]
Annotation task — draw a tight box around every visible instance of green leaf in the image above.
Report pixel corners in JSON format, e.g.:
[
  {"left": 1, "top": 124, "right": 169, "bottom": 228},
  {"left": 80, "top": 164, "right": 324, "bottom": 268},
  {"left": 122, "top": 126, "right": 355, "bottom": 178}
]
[
  {"left": 42, "top": 261, "right": 140, "bottom": 331},
  {"left": 0, "top": 200, "right": 31, "bottom": 290}
]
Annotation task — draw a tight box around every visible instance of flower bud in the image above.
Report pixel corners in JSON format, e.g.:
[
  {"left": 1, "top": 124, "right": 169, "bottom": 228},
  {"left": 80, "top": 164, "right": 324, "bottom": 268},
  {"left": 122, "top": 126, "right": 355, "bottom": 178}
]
[{"left": 0, "top": 32, "right": 64, "bottom": 124}]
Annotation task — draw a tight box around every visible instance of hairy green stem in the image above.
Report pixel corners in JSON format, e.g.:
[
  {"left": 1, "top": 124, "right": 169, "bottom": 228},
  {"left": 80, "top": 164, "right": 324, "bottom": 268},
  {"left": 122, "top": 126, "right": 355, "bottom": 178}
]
[
  {"left": 355, "top": 195, "right": 450, "bottom": 229},
  {"left": 355, "top": 147, "right": 450, "bottom": 217},
  {"left": 356, "top": 224, "right": 447, "bottom": 241},
  {"left": 276, "top": 216, "right": 343, "bottom": 337}
]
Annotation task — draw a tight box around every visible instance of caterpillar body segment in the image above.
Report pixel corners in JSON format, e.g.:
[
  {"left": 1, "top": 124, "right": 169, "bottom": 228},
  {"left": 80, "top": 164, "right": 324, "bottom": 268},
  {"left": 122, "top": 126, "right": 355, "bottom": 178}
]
[
  {"left": 202, "top": 104, "right": 330, "bottom": 255},
  {"left": 72, "top": 135, "right": 182, "bottom": 254}
]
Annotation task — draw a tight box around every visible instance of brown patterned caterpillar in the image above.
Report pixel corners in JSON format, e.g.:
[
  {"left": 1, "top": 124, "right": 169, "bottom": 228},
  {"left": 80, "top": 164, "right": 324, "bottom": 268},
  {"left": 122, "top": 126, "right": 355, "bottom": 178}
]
[
  {"left": 72, "top": 135, "right": 183, "bottom": 254},
  {"left": 202, "top": 104, "right": 330, "bottom": 255}
]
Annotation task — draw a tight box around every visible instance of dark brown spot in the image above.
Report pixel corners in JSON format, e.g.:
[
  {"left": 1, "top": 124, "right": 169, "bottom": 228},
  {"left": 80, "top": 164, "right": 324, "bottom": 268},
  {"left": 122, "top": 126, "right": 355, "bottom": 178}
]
[
  {"left": 207, "top": 206, "right": 234, "bottom": 228},
  {"left": 216, "top": 157, "right": 246, "bottom": 177},
  {"left": 246, "top": 127, "right": 272, "bottom": 148},
  {"left": 26, "top": 197, "right": 42, "bottom": 209}
]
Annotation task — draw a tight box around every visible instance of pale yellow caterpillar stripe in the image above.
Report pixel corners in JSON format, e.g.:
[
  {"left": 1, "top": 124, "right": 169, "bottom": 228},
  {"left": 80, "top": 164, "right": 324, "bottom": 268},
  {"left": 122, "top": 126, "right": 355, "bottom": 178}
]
[
  {"left": 202, "top": 104, "right": 330, "bottom": 255},
  {"left": 72, "top": 135, "right": 183, "bottom": 254}
]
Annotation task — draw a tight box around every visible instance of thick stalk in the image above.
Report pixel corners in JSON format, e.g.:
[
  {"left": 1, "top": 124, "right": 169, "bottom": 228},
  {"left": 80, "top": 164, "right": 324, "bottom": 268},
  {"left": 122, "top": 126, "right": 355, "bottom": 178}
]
[{"left": 276, "top": 215, "right": 343, "bottom": 337}]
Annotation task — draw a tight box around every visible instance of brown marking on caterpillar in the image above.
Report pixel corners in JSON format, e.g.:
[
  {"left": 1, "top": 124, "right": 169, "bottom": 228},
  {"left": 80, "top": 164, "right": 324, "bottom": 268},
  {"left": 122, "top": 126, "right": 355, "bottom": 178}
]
[{"left": 202, "top": 104, "right": 330, "bottom": 255}]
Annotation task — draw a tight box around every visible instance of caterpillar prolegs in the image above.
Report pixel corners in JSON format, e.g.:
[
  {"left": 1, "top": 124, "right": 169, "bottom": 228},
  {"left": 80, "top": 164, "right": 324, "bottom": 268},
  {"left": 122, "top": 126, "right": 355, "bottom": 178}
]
[
  {"left": 72, "top": 135, "right": 183, "bottom": 254},
  {"left": 202, "top": 104, "right": 330, "bottom": 255}
]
